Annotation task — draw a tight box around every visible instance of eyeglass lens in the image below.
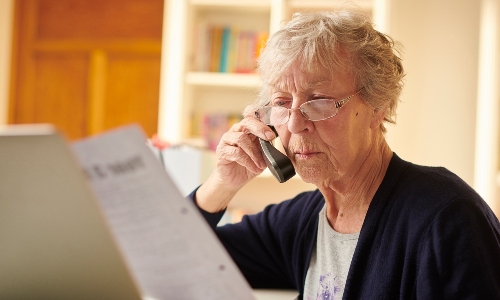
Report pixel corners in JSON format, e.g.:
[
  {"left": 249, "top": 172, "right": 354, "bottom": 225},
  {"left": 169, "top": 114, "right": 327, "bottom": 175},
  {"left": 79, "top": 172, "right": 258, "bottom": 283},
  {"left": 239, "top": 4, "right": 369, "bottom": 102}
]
[{"left": 256, "top": 99, "right": 340, "bottom": 126}]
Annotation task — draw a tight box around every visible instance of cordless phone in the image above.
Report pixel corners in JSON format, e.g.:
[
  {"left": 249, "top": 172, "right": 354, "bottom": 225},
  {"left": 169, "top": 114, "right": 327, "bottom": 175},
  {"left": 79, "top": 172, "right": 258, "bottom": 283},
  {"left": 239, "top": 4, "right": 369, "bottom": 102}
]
[{"left": 258, "top": 126, "right": 295, "bottom": 183}]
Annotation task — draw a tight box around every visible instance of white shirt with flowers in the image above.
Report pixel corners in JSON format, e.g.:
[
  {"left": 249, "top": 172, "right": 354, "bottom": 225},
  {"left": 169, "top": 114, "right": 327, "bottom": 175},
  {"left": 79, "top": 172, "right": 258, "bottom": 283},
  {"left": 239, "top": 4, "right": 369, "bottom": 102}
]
[{"left": 303, "top": 205, "right": 359, "bottom": 300}]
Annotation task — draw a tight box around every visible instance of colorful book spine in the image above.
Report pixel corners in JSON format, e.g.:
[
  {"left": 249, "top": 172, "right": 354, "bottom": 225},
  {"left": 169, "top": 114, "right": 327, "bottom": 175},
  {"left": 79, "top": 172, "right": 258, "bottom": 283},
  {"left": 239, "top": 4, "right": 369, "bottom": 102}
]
[
  {"left": 209, "top": 26, "right": 223, "bottom": 72},
  {"left": 195, "top": 23, "right": 268, "bottom": 73},
  {"left": 219, "top": 27, "right": 231, "bottom": 73},
  {"left": 191, "top": 113, "right": 243, "bottom": 151},
  {"left": 226, "top": 27, "right": 240, "bottom": 73},
  {"left": 193, "top": 22, "right": 210, "bottom": 72}
]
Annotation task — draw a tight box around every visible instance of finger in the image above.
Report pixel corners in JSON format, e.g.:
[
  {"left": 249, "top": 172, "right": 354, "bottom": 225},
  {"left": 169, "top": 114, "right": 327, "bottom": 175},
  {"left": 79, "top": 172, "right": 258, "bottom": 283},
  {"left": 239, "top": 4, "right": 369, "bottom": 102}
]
[
  {"left": 233, "top": 116, "right": 276, "bottom": 141},
  {"left": 217, "top": 141, "right": 264, "bottom": 174},
  {"left": 233, "top": 147, "right": 265, "bottom": 175},
  {"left": 242, "top": 103, "right": 260, "bottom": 118},
  {"left": 219, "top": 130, "right": 266, "bottom": 169}
]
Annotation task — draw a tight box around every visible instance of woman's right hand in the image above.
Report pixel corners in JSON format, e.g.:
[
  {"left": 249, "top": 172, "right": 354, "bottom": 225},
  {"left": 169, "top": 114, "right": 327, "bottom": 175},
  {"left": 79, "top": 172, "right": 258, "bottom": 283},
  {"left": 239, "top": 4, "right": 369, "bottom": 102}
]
[{"left": 194, "top": 114, "right": 276, "bottom": 213}]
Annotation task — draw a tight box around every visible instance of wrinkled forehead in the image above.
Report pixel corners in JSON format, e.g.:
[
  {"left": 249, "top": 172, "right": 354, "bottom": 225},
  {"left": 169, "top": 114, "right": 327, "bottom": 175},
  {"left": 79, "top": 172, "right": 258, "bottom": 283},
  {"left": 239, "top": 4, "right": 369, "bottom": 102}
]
[
  {"left": 263, "top": 47, "right": 354, "bottom": 87},
  {"left": 268, "top": 59, "right": 355, "bottom": 93},
  {"left": 269, "top": 63, "right": 332, "bottom": 91}
]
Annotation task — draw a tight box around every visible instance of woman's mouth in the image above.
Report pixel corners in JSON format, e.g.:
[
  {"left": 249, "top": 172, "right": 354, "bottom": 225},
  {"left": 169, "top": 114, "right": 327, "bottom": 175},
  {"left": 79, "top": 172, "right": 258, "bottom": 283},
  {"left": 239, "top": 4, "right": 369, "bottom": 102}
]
[{"left": 294, "top": 151, "right": 319, "bottom": 160}]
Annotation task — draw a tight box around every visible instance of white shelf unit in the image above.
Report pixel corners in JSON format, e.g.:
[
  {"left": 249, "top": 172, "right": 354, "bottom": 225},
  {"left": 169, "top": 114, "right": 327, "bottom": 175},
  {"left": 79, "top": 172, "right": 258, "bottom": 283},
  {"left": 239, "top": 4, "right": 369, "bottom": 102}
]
[
  {"left": 185, "top": 72, "right": 261, "bottom": 88},
  {"left": 160, "top": 0, "right": 374, "bottom": 145}
]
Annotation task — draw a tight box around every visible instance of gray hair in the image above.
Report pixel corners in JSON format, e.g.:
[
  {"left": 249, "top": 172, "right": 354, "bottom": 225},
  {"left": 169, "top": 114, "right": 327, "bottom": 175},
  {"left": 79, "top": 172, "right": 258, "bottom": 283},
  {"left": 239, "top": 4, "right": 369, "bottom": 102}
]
[{"left": 256, "top": 7, "right": 405, "bottom": 132}]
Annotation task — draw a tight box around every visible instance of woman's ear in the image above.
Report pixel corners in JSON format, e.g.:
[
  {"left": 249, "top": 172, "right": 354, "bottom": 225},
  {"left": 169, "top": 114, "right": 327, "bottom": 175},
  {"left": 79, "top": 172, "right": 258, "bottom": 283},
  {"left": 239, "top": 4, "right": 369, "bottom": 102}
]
[{"left": 370, "top": 107, "right": 387, "bottom": 129}]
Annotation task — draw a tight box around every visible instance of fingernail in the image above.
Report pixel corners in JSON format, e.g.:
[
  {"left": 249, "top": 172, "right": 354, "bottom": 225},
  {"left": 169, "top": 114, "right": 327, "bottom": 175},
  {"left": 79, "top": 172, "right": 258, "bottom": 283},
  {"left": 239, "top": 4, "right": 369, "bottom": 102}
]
[{"left": 265, "top": 131, "right": 275, "bottom": 140}]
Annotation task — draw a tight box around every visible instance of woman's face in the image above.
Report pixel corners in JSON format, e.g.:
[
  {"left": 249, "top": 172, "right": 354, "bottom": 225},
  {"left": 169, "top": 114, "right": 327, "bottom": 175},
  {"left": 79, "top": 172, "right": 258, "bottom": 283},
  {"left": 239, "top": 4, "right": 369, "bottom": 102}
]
[{"left": 271, "top": 62, "right": 378, "bottom": 188}]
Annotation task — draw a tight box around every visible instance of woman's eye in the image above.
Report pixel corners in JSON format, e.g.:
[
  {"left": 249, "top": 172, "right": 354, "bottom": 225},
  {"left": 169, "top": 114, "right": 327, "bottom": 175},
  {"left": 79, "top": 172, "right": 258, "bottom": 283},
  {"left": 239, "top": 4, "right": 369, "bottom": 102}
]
[
  {"left": 273, "top": 99, "right": 290, "bottom": 107},
  {"left": 311, "top": 95, "right": 331, "bottom": 101}
]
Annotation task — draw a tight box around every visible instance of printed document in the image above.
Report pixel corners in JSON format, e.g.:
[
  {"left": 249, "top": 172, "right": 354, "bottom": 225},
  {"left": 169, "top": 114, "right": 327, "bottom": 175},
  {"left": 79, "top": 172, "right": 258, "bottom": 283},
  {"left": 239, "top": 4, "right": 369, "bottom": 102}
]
[{"left": 72, "top": 125, "right": 255, "bottom": 300}]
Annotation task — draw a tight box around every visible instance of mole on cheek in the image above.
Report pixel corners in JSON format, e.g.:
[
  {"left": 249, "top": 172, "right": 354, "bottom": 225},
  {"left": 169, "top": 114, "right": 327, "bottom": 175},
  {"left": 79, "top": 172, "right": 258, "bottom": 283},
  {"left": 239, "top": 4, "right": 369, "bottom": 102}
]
[{"left": 356, "top": 112, "right": 359, "bottom": 116}]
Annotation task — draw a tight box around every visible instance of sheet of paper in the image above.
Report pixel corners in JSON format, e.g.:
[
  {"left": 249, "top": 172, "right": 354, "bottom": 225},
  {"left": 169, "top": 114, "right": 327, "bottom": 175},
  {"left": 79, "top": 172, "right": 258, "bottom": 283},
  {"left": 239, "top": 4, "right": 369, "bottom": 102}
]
[{"left": 72, "top": 125, "right": 255, "bottom": 300}]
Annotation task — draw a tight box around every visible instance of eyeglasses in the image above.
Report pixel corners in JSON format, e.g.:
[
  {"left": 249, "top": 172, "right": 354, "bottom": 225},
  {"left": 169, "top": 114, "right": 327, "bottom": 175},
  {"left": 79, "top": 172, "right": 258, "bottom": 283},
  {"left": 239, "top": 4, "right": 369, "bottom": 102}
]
[{"left": 254, "top": 88, "right": 364, "bottom": 126}]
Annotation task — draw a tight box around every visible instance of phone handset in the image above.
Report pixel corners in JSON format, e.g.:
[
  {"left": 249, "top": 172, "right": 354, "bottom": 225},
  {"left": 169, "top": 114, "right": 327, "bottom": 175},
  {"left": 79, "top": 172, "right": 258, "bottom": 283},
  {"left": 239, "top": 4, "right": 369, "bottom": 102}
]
[{"left": 258, "top": 126, "right": 295, "bottom": 183}]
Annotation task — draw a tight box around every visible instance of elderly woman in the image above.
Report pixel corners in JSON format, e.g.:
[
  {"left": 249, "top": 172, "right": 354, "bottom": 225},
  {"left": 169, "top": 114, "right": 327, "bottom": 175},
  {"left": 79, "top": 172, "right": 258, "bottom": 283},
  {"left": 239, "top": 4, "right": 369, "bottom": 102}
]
[{"left": 190, "top": 7, "right": 500, "bottom": 299}]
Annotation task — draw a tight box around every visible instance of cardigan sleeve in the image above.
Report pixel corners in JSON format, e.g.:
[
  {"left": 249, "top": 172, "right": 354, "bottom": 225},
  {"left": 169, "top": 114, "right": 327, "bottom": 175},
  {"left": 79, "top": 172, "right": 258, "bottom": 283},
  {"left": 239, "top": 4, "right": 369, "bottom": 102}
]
[
  {"left": 415, "top": 196, "right": 500, "bottom": 299},
  {"left": 187, "top": 186, "right": 226, "bottom": 229},
  {"left": 188, "top": 187, "right": 322, "bottom": 293}
]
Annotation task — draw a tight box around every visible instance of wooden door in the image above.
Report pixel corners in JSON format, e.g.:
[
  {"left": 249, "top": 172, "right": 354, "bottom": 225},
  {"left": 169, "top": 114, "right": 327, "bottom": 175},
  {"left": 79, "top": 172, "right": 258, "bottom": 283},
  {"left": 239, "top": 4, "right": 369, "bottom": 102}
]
[{"left": 9, "top": 0, "right": 164, "bottom": 140}]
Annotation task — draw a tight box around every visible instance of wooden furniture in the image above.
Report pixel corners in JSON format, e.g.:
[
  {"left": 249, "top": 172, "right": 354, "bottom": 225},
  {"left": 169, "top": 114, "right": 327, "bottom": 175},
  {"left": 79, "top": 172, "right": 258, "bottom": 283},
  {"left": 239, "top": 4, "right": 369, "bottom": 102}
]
[{"left": 9, "top": 0, "right": 164, "bottom": 140}]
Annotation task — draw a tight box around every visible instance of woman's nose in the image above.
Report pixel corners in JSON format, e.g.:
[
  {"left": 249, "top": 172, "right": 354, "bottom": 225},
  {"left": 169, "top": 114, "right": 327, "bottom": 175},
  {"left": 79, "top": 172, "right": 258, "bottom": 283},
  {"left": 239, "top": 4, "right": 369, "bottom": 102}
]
[{"left": 287, "top": 107, "right": 313, "bottom": 134}]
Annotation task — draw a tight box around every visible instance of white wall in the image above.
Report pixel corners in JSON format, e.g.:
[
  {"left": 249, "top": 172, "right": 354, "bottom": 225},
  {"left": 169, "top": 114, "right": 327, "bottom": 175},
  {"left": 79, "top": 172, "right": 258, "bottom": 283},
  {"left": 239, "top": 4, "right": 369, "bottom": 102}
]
[
  {"left": 386, "top": 0, "right": 481, "bottom": 187},
  {"left": 0, "top": 0, "right": 14, "bottom": 124},
  {"left": 474, "top": 0, "right": 500, "bottom": 214}
]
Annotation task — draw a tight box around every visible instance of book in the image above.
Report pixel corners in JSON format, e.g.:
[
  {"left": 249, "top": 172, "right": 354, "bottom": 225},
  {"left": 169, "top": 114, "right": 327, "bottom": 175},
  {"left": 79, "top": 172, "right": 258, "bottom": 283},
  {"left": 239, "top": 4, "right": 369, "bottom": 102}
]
[
  {"left": 191, "top": 112, "right": 243, "bottom": 151},
  {"left": 193, "top": 21, "right": 211, "bottom": 72},
  {"left": 219, "top": 27, "right": 231, "bottom": 73},
  {"left": 194, "top": 23, "right": 268, "bottom": 74},
  {"left": 202, "top": 113, "right": 228, "bottom": 151},
  {"left": 227, "top": 26, "right": 240, "bottom": 73},
  {"left": 255, "top": 31, "right": 269, "bottom": 62},
  {"left": 235, "top": 31, "right": 256, "bottom": 73},
  {"left": 209, "top": 26, "right": 224, "bottom": 72}
]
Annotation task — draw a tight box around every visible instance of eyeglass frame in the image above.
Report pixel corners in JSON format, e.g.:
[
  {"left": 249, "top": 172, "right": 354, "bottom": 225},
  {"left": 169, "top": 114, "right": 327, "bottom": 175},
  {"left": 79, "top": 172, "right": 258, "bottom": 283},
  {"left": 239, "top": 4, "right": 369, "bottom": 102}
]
[{"left": 254, "top": 87, "right": 364, "bottom": 126}]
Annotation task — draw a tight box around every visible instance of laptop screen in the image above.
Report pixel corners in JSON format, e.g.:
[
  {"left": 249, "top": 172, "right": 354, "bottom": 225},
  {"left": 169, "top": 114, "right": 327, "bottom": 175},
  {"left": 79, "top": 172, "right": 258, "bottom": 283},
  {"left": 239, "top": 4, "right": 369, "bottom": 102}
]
[{"left": 0, "top": 124, "right": 142, "bottom": 299}]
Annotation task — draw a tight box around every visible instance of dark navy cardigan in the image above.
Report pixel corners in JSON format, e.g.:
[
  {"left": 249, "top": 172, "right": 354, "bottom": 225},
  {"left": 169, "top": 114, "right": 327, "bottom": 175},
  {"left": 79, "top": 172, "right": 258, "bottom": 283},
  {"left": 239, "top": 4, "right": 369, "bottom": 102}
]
[{"left": 190, "top": 154, "right": 500, "bottom": 299}]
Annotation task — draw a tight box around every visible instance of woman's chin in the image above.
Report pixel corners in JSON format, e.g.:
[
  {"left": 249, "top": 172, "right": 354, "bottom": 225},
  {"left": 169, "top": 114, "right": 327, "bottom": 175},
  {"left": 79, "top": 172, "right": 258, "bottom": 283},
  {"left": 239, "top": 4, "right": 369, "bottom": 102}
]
[{"left": 295, "top": 165, "right": 324, "bottom": 184}]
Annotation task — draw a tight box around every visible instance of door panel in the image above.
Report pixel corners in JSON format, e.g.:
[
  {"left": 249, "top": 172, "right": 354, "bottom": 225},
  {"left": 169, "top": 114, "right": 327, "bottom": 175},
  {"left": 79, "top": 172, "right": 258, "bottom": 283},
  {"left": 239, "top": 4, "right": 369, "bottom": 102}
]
[
  {"left": 10, "top": 0, "right": 164, "bottom": 140},
  {"left": 37, "top": 0, "right": 163, "bottom": 39},
  {"left": 104, "top": 54, "right": 161, "bottom": 135},
  {"left": 34, "top": 54, "right": 88, "bottom": 139}
]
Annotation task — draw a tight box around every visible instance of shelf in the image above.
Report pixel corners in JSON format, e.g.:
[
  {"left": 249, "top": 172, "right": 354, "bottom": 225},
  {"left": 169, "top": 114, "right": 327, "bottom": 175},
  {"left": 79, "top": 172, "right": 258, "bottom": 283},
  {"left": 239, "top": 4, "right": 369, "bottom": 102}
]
[
  {"left": 289, "top": 0, "right": 373, "bottom": 10},
  {"left": 191, "top": 0, "right": 270, "bottom": 11},
  {"left": 186, "top": 72, "right": 261, "bottom": 88}
]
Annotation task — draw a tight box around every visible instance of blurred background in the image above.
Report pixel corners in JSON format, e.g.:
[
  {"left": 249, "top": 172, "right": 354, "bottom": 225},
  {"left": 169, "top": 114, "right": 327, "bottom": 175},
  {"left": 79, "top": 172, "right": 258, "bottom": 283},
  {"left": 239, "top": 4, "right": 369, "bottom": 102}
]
[{"left": 0, "top": 0, "right": 498, "bottom": 219}]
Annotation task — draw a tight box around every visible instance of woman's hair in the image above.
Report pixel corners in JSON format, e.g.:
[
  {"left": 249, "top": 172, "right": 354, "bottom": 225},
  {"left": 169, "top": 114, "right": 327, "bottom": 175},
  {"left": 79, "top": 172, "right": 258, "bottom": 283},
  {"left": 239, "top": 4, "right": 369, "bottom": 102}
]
[{"left": 256, "top": 6, "right": 405, "bottom": 132}]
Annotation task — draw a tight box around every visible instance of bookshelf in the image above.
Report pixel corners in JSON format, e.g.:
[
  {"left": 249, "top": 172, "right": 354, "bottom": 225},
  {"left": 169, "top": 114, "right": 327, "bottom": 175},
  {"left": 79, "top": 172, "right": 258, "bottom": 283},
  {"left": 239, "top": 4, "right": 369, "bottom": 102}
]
[
  {"left": 161, "top": 0, "right": 374, "bottom": 144},
  {"left": 159, "top": 0, "right": 375, "bottom": 217}
]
